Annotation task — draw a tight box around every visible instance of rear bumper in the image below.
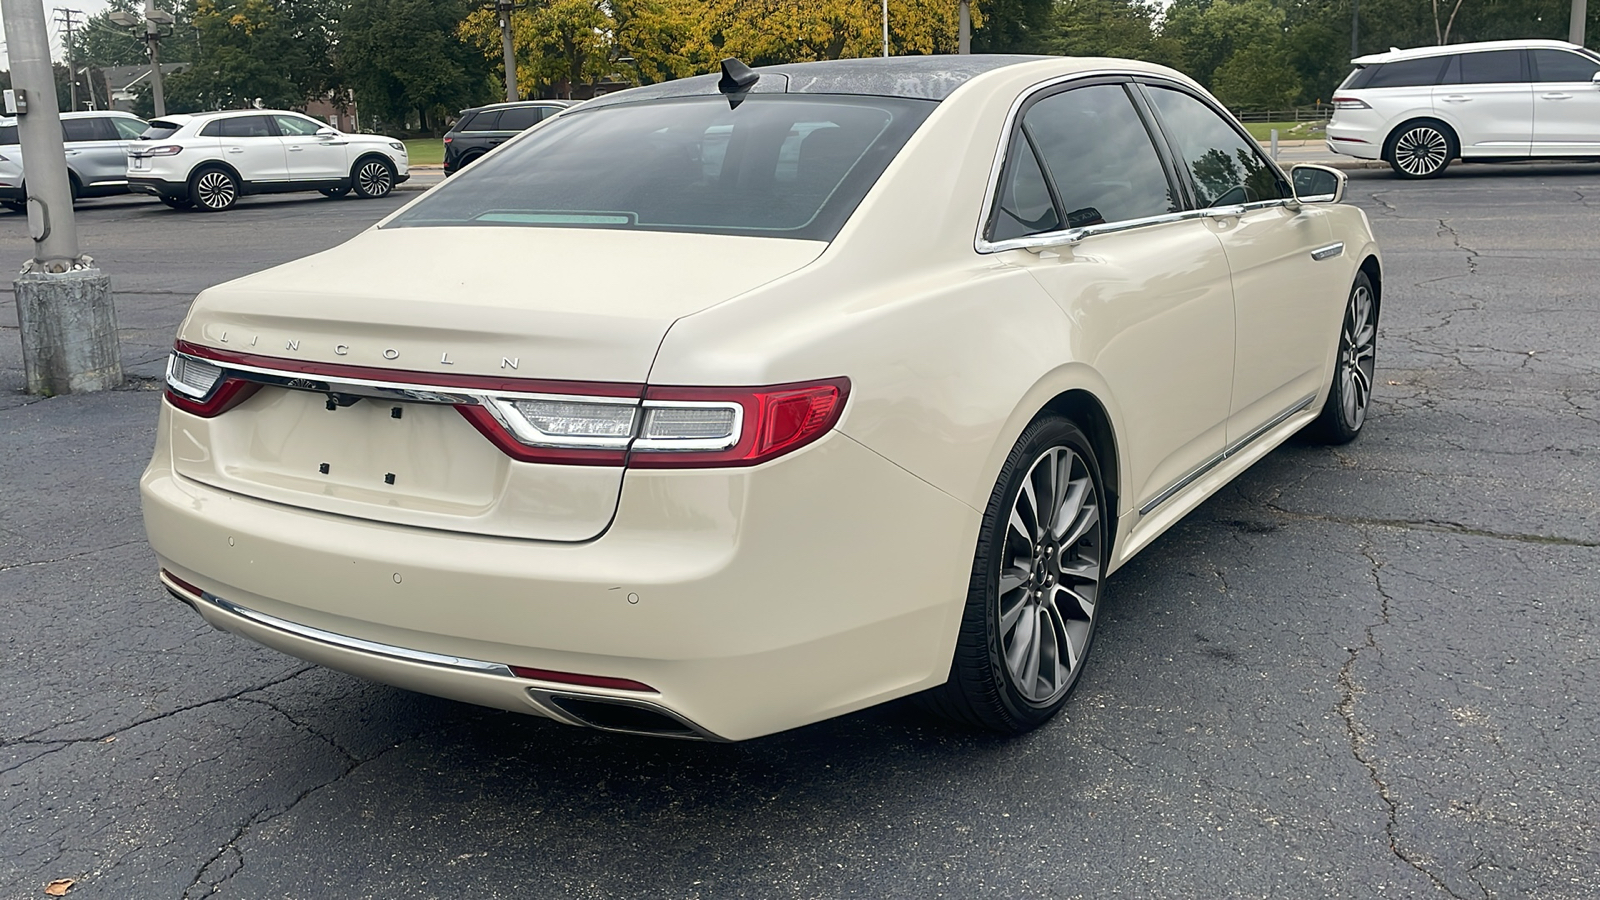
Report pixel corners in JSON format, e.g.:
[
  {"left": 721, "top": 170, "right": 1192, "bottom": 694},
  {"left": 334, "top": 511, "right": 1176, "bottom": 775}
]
[
  {"left": 142, "top": 402, "right": 978, "bottom": 741},
  {"left": 128, "top": 175, "right": 189, "bottom": 200}
]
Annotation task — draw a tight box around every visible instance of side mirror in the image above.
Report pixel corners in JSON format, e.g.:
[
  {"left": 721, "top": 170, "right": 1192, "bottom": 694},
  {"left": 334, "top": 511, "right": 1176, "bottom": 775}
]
[
  {"left": 315, "top": 127, "right": 338, "bottom": 139},
  {"left": 1291, "top": 163, "right": 1346, "bottom": 204},
  {"left": 1591, "top": 72, "right": 1600, "bottom": 87}
]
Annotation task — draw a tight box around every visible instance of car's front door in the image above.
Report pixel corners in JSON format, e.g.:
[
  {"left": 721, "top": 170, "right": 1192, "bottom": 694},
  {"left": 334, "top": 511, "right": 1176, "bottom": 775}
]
[
  {"left": 61, "top": 116, "right": 127, "bottom": 190},
  {"left": 212, "top": 114, "right": 289, "bottom": 183},
  {"left": 1433, "top": 49, "right": 1533, "bottom": 157},
  {"left": 988, "top": 80, "right": 1236, "bottom": 516},
  {"left": 1141, "top": 84, "right": 1339, "bottom": 449},
  {"left": 1529, "top": 48, "right": 1600, "bottom": 155},
  {"left": 274, "top": 114, "right": 348, "bottom": 182}
]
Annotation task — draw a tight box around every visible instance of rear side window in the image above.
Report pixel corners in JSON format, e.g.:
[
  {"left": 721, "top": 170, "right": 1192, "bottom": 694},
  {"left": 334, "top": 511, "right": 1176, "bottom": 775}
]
[
  {"left": 1454, "top": 50, "right": 1525, "bottom": 84},
  {"left": 1531, "top": 49, "right": 1600, "bottom": 82},
  {"left": 0, "top": 124, "right": 19, "bottom": 145},
  {"left": 1339, "top": 67, "right": 1372, "bottom": 90},
  {"left": 110, "top": 117, "right": 147, "bottom": 139},
  {"left": 990, "top": 138, "right": 1060, "bottom": 241},
  {"left": 460, "top": 111, "right": 501, "bottom": 132},
  {"left": 1363, "top": 57, "right": 1447, "bottom": 88},
  {"left": 497, "top": 107, "right": 544, "bottom": 130},
  {"left": 141, "top": 120, "right": 183, "bottom": 139},
  {"left": 387, "top": 94, "right": 934, "bottom": 242},
  {"left": 1147, "top": 86, "right": 1289, "bottom": 208},
  {"left": 210, "top": 116, "right": 276, "bottom": 138}
]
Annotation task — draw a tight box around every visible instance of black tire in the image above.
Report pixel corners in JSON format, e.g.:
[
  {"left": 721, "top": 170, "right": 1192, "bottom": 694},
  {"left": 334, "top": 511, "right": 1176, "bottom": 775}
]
[
  {"left": 1385, "top": 119, "right": 1455, "bottom": 179},
  {"left": 1308, "top": 271, "right": 1379, "bottom": 444},
  {"left": 68, "top": 175, "right": 82, "bottom": 203},
  {"left": 919, "top": 416, "right": 1109, "bottom": 734},
  {"left": 159, "top": 196, "right": 195, "bottom": 210},
  {"left": 189, "top": 166, "right": 239, "bottom": 212},
  {"left": 319, "top": 186, "right": 350, "bottom": 199},
  {"left": 351, "top": 157, "right": 394, "bottom": 198},
  {"left": 457, "top": 152, "right": 484, "bottom": 172}
]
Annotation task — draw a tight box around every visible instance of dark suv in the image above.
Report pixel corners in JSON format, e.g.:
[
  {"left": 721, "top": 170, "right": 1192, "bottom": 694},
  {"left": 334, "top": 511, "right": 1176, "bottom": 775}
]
[{"left": 443, "top": 101, "right": 571, "bottom": 175}]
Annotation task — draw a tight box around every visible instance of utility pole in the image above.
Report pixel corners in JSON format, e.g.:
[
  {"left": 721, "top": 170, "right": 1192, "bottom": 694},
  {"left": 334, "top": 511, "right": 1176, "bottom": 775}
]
[
  {"left": 108, "top": 1, "right": 173, "bottom": 117},
  {"left": 1, "top": 0, "right": 122, "bottom": 395},
  {"left": 881, "top": 0, "right": 889, "bottom": 57},
  {"left": 496, "top": 0, "right": 519, "bottom": 101},
  {"left": 1572, "top": 0, "right": 1587, "bottom": 46},
  {"left": 1351, "top": 0, "right": 1359, "bottom": 58},
  {"left": 958, "top": 0, "right": 970, "bottom": 54},
  {"left": 53, "top": 7, "right": 85, "bottom": 111}
]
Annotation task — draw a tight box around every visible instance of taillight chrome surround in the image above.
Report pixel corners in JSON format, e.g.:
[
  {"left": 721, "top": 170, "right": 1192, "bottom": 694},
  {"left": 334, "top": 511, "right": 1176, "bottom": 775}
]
[{"left": 164, "top": 341, "right": 848, "bottom": 468}]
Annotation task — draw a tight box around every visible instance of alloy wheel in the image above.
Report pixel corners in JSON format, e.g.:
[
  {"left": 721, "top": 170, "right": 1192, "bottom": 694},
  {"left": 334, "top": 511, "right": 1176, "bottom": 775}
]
[
  {"left": 1339, "top": 282, "right": 1378, "bottom": 430},
  {"left": 1394, "top": 127, "right": 1449, "bottom": 177},
  {"left": 998, "top": 445, "right": 1103, "bottom": 705},
  {"left": 195, "top": 171, "right": 236, "bottom": 210},
  {"left": 356, "top": 161, "right": 393, "bottom": 198}
]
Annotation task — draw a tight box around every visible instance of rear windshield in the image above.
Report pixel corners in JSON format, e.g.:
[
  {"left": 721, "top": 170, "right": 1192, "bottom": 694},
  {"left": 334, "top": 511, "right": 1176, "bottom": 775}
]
[
  {"left": 140, "top": 120, "right": 183, "bottom": 140},
  {"left": 0, "top": 124, "right": 16, "bottom": 145},
  {"left": 386, "top": 94, "right": 935, "bottom": 241}
]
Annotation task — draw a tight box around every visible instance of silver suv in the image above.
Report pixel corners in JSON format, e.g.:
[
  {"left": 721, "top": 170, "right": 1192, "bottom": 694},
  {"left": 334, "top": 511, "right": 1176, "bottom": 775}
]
[{"left": 0, "top": 110, "right": 149, "bottom": 210}]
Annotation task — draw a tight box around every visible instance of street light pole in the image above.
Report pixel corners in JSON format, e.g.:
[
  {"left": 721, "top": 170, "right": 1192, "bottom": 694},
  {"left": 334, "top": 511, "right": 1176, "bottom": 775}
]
[
  {"left": 958, "top": 0, "right": 970, "bottom": 54},
  {"left": 498, "top": 0, "right": 518, "bottom": 101},
  {"left": 1351, "top": 0, "right": 1359, "bottom": 59},
  {"left": 1572, "top": 0, "right": 1587, "bottom": 46},
  {"left": 881, "top": 0, "right": 888, "bottom": 57},
  {"left": 145, "top": 0, "right": 165, "bottom": 116},
  {"left": 1, "top": 0, "right": 122, "bottom": 394}
]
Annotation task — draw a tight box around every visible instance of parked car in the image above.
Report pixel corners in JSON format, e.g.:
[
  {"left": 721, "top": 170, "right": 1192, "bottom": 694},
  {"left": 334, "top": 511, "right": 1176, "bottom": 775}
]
[
  {"left": 0, "top": 110, "right": 149, "bottom": 210},
  {"left": 1327, "top": 38, "right": 1600, "bottom": 178},
  {"left": 144, "top": 56, "right": 1380, "bottom": 742},
  {"left": 126, "top": 110, "right": 409, "bottom": 211},
  {"left": 442, "top": 100, "right": 572, "bottom": 175}
]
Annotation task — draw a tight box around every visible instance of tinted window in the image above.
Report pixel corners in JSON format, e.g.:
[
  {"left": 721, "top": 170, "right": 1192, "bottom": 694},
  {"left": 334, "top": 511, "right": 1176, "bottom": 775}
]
[
  {"left": 1022, "top": 84, "right": 1176, "bottom": 230},
  {"left": 0, "top": 124, "right": 17, "bottom": 145},
  {"left": 217, "top": 115, "right": 275, "bottom": 138},
  {"left": 110, "top": 117, "right": 147, "bottom": 139},
  {"left": 1147, "top": 87, "right": 1289, "bottom": 208},
  {"left": 461, "top": 111, "right": 501, "bottom": 132},
  {"left": 1532, "top": 49, "right": 1600, "bottom": 82},
  {"left": 1457, "top": 50, "right": 1524, "bottom": 84},
  {"left": 388, "top": 95, "right": 934, "bottom": 241},
  {"left": 497, "top": 107, "right": 544, "bottom": 130},
  {"left": 62, "top": 118, "right": 107, "bottom": 142},
  {"left": 1339, "top": 67, "right": 1371, "bottom": 90},
  {"left": 141, "top": 120, "right": 183, "bottom": 140},
  {"left": 274, "top": 114, "right": 324, "bottom": 136},
  {"left": 990, "top": 138, "right": 1059, "bottom": 241},
  {"left": 1364, "top": 57, "right": 1447, "bottom": 88}
]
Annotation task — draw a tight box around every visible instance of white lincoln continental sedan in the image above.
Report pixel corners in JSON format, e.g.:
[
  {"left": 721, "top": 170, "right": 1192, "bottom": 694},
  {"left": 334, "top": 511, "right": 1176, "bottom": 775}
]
[{"left": 142, "top": 56, "right": 1381, "bottom": 742}]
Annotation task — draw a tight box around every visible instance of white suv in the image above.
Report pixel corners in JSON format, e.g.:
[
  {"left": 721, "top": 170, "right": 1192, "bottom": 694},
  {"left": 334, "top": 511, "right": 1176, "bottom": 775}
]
[
  {"left": 1327, "top": 39, "right": 1600, "bottom": 178},
  {"left": 127, "top": 109, "right": 409, "bottom": 211}
]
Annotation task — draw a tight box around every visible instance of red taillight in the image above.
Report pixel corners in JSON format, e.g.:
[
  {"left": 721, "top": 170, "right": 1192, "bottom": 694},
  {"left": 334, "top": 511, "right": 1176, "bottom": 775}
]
[
  {"left": 443, "top": 136, "right": 452, "bottom": 143},
  {"left": 164, "top": 379, "right": 260, "bottom": 418},
  {"left": 630, "top": 379, "right": 849, "bottom": 468},
  {"left": 160, "top": 569, "right": 204, "bottom": 597},
  {"left": 509, "top": 666, "right": 656, "bottom": 692}
]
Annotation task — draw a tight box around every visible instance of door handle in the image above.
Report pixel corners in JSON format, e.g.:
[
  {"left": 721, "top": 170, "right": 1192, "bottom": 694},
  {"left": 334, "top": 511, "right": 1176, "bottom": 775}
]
[
  {"left": 1541, "top": 92, "right": 1573, "bottom": 100},
  {"left": 226, "top": 147, "right": 244, "bottom": 153},
  {"left": 1203, "top": 205, "right": 1246, "bottom": 219},
  {"left": 1440, "top": 95, "right": 1472, "bottom": 102},
  {"left": 288, "top": 146, "right": 303, "bottom": 151}
]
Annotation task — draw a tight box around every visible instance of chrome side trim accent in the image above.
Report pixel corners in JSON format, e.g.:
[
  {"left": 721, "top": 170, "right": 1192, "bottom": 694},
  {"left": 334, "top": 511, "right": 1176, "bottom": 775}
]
[
  {"left": 171, "top": 578, "right": 517, "bottom": 677},
  {"left": 1311, "top": 242, "right": 1345, "bottom": 261},
  {"left": 1138, "top": 393, "right": 1318, "bottom": 516}
]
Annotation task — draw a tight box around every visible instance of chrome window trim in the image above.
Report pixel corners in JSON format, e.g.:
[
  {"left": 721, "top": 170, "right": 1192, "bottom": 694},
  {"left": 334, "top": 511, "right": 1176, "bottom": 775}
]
[
  {"left": 973, "top": 69, "right": 1167, "bottom": 255},
  {"left": 1137, "top": 393, "right": 1317, "bottom": 516},
  {"left": 974, "top": 71, "right": 1296, "bottom": 255}
]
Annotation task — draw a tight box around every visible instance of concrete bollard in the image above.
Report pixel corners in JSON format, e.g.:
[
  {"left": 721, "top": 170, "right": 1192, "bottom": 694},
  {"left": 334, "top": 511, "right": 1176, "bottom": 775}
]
[{"left": 16, "top": 267, "right": 123, "bottom": 395}]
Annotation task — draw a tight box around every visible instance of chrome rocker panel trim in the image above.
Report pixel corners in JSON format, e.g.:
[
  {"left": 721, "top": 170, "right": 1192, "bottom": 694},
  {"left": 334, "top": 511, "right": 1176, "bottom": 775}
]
[{"left": 1138, "top": 392, "right": 1317, "bottom": 516}]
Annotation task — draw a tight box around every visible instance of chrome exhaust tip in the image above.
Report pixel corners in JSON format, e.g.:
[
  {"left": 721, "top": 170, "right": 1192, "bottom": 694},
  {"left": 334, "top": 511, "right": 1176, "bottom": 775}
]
[{"left": 526, "top": 689, "right": 726, "bottom": 741}]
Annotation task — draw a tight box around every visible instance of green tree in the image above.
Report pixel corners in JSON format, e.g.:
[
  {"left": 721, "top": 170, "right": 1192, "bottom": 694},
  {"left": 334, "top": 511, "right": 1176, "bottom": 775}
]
[
  {"left": 1042, "top": 0, "right": 1166, "bottom": 61},
  {"left": 973, "top": 0, "right": 1054, "bottom": 53},
  {"left": 343, "top": 0, "right": 493, "bottom": 131},
  {"left": 1210, "top": 43, "right": 1301, "bottom": 108},
  {"left": 1160, "top": 0, "right": 1287, "bottom": 88},
  {"left": 163, "top": 0, "right": 339, "bottom": 112}
]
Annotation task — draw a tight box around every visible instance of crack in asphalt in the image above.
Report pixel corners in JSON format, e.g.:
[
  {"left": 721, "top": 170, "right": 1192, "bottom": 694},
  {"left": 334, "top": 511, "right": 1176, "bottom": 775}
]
[
  {"left": 0, "top": 539, "right": 145, "bottom": 574},
  {"left": 0, "top": 667, "right": 316, "bottom": 771},
  {"left": 1264, "top": 508, "right": 1598, "bottom": 549},
  {"left": 1435, "top": 218, "right": 1480, "bottom": 277},
  {"left": 1339, "top": 537, "right": 1469, "bottom": 899}
]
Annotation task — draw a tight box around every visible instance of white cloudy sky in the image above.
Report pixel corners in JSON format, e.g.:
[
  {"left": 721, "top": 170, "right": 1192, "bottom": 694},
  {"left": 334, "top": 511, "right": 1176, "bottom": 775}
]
[{"left": 1, "top": 1, "right": 116, "bottom": 70}]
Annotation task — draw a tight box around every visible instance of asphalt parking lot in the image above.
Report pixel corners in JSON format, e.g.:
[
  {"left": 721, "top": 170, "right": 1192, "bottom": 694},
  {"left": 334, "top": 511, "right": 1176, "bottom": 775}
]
[{"left": 2, "top": 165, "right": 1597, "bottom": 899}]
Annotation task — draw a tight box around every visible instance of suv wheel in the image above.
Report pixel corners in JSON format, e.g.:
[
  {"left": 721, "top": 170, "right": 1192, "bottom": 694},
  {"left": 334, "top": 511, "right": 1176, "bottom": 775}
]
[
  {"left": 1385, "top": 120, "right": 1455, "bottom": 179},
  {"left": 190, "top": 167, "right": 239, "bottom": 212},
  {"left": 353, "top": 157, "right": 394, "bottom": 198}
]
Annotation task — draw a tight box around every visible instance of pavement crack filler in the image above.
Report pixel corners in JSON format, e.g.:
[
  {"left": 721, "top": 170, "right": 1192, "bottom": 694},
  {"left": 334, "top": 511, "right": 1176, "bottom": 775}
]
[{"left": 1339, "top": 537, "right": 1468, "bottom": 900}]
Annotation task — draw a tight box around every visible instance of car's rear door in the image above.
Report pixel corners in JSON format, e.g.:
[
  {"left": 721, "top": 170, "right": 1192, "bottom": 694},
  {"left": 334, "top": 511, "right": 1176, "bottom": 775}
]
[
  {"left": 61, "top": 116, "right": 126, "bottom": 189},
  {"left": 1529, "top": 47, "right": 1600, "bottom": 155},
  {"left": 1433, "top": 49, "right": 1533, "bottom": 157},
  {"left": 213, "top": 114, "right": 289, "bottom": 183},
  {"left": 987, "top": 79, "right": 1236, "bottom": 515},
  {"left": 1139, "top": 82, "right": 1340, "bottom": 451}
]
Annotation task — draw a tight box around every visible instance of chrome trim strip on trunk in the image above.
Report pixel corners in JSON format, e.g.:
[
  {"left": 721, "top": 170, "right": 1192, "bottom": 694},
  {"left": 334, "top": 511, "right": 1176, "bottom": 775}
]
[
  {"left": 1138, "top": 393, "right": 1318, "bottom": 516},
  {"left": 1311, "top": 242, "right": 1345, "bottom": 261}
]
